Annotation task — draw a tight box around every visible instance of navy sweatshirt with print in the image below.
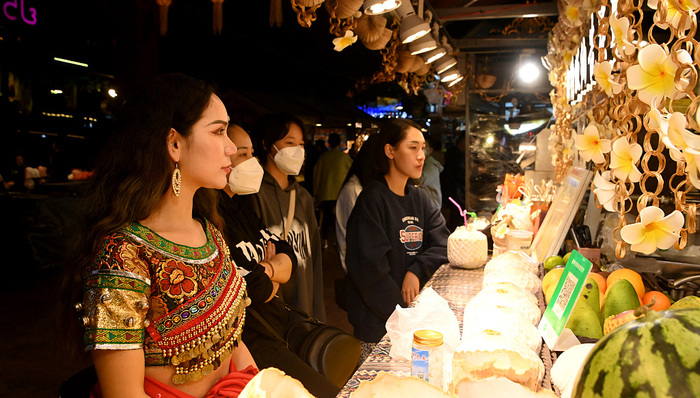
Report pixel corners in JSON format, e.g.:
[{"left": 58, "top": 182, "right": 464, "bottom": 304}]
[{"left": 345, "top": 178, "right": 449, "bottom": 342}]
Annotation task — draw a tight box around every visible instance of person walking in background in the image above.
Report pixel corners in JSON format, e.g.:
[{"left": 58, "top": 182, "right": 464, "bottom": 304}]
[
  {"left": 303, "top": 139, "right": 326, "bottom": 194},
  {"left": 441, "top": 132, "right": 467, "bottom": 231},
  {"left": 313, "top": 133, "right": 352, "bottom": 250},
  {"left": 251, "top": 113, "right": 326, "bottom": 322},
  {"left": 217, "top": 124, "right": 339, "bottom": 398},
  {"left": 417, "top": 137, "right": 444, "bottom": 209},
  {"left": 345, "top": 119, "right": 449, "bottom": 361},
  {"left": 335, "top": 133, "right": 382, "bottom": 273},
  {"left": 61, "top": 73, "right": 257, "bottom": 398}
]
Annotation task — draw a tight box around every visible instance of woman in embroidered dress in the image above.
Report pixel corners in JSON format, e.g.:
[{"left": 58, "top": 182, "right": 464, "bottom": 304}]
[{"left": 62, "top": 74, "right": 258, "bottom": 398}]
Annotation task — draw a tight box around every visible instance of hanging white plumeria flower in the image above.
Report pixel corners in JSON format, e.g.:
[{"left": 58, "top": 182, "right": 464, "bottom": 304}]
[
  {"left": 620, "top": 206, "right": 684, "bottom": 254},
  {"left": 609, "top": 13, "right": 636, "bottom": 57},
  {"left": 333, "top": 30, "right": 357, "bottom": 52},
  {"left": 593, "top": 171, "right": 617, "bottom": 212},
  {"left": 594, "top": 61, "right": 622, "bottom": 97},
  {"left": 627, "top": 44, "right": 692, "bottom": 106},
  {"left": 655, "top": 111, "right": 700, "bottom": 188},
  {"left": 647, "top": 0, "right": 700, "bottom": 32},
  {"left": 610, "top": 136, "right": 643, "bottom": 182},
  {"left": 574, "top": 124, "right": 612, "bottom": 163}
]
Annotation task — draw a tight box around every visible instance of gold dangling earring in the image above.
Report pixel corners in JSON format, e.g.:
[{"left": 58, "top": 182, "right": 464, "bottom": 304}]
[{"left": 172, "top": 162, "right": 181, "bottom": 197}]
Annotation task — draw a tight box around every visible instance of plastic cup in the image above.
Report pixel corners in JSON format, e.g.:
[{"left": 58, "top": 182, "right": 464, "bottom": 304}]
[{"left": 506, "top": 229, "right": 534, "bottom": 254}]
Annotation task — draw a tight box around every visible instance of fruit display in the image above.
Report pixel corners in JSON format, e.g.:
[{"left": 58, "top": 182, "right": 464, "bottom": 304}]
[
  {"left": 448, "top": 225, "right": 488, "bottom": 269},
  {"left": 572, "top": 308, "right": 700, "bottom": 398}
]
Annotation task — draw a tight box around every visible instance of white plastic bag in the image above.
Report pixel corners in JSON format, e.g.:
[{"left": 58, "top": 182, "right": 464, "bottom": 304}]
[{"left": 385, "top": 287, "right": 461, "bottom": 360}]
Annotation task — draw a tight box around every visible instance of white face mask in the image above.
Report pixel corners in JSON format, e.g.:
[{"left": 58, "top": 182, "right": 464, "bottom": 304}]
[
  {"left": 272, "top": 144, "right": 305, "bottom": 175},
  {"left": 227, "top": 157, "right": 264, "bottom": 195}
]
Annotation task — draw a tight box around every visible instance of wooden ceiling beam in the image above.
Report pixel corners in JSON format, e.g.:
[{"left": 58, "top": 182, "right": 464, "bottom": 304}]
[
  {"left": 435, "top": 3, "right": 558, "bottom": 21},
  {"left": 453, "top": 37, "right": 548, "bottom": 52}
]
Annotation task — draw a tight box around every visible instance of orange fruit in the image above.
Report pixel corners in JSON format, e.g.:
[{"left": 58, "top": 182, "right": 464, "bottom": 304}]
[
  {"left": 542, "top": 268, "right": 565, "bottom": 294},
  {"left": 642, "top": 291, "right": 671, "bottom": 311},
  {"left": 589, "top": 273, "right": 607, "bottom": 294},
  {"left": 607, "top": 268, "right": 645, "bottom": 299}
]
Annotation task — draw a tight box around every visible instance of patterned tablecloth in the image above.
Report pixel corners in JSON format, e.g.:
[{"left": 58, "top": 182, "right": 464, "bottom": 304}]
[{"left": 337, "top": 263, "right": 485, "bottom": 397}]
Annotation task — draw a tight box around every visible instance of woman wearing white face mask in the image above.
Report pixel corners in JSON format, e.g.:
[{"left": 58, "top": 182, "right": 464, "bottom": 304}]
[
  {"left": 217, "top": 124, "right": 340, "bottom": 398},
  {"left": 251, "top": 113, "right": 326, "bottom": 323}
]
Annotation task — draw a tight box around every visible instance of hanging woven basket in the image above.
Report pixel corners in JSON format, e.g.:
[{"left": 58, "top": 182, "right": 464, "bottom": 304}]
[
  {"left": 361, "top": 28, "right": 393, "bottom": 50},
  {"left": 408, "top": 55, "right": 426, "bottom": 73},
  {"left": 396, "top": 51, "right": 417, "bottom": 73},
  {"left": 324, "top": 0, "right": 363, "bottom": 19},
  {"left": 355, "top": 14, "right": 388, "bottom": 42}
]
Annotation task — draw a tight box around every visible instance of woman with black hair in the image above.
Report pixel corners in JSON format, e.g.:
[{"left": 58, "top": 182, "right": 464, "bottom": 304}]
[
  {"left": 62, "top": 74, "right": 257, "bottom": 398},
  {"left": 250, "top": 113, "right": 326, "bottom": 322},
  {"left": 345, "top": 119, "right": 449, "bottom": 360}
]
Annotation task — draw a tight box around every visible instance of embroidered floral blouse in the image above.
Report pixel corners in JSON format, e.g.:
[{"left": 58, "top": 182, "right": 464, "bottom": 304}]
[{"left": 81, "top": 220, "right": 247, "bottom": 384}]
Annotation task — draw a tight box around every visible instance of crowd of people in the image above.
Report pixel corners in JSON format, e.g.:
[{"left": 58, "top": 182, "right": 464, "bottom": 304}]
[{"left": 54, "top": 73, "right": 454, "bottom": 398}]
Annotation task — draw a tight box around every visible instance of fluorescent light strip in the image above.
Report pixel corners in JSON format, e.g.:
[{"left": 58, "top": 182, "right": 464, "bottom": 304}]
[{"left": 54, "top": 57, "right": 88, "bottom": 68}]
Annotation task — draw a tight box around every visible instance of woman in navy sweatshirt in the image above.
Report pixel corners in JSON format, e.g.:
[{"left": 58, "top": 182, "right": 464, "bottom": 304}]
[{"left": 345, "top": 119, "right": 449, "bottom": 359}]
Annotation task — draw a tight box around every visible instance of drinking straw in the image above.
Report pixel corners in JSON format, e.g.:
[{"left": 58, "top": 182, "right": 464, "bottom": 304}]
[{"left": 448, "top": 197, "right": 476, "bottom": 228}]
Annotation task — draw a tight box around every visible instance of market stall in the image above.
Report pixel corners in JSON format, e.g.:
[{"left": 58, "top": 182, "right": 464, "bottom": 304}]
[{"left": 337, "top": 263, "right": 558, "bottom": 397}]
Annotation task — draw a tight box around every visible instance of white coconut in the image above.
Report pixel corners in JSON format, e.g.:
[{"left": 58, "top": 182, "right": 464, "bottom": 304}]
[
  {"left": 484, "top": 250, "right": 539, "bottom": 275},
  {"left": 452, "top": 330, "right": 545, "bottom": 392},
  {"left": 462, "top": 307, "right": 542, "bottom": 354},
  {"left": 350, "top": 372, "right": 456, "bottom": 397},
  {"left": 482, "top": 265, "right": 542, "bottom": 296},
  {"left": 455, "top": 376, "right": 557, "bottom": 397},
  {"left": 238, "top": 368, "right": 314, "bottom": 398},
  {"left": 550, "top": 343, "right": 596, "bottom": 398}
]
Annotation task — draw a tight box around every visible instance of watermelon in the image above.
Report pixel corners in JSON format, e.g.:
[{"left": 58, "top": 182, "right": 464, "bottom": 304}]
[{"left": 572, "top": 308, "right": 700, "bottom": 398}]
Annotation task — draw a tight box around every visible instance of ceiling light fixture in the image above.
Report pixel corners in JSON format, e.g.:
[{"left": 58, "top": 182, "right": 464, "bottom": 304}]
[
  {"left": 54, "top": 57, "right": 88, "bottom": 68},
  {"left": 447, "top": 75, "right": 464, "bottom": 87},
  {"left": 422, "top": 47, "right": 446, "bottom": 63},
  {"left": 363, "top": 0, "right": 401, "bottom": 15},
  {"left": 409, "top": 34, "right": 437, "bottom": 55},
  {"left": 434, "top": 55, "right": 457, "bottom": 74},
  {"left": 518, "top": 61, "right": 540, "bottom": 83},
  {"left": 397, "top": 2, "right": 430, "bottom": 44},
  {"left": 439, "top": 67, "right": 460, "bottom": 82}
]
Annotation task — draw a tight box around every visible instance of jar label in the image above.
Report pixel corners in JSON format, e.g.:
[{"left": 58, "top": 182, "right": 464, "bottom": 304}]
[{"left": 411, "top": 347, "right": 430, "bottom": 381}]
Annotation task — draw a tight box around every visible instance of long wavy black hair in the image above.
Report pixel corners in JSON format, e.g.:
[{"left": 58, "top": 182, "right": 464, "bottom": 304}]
[{"left": 59, "top": 73, "right": 223, "bottom": 356}]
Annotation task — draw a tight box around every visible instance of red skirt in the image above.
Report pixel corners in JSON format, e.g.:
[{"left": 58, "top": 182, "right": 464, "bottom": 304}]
[{"left": 91, "top": 363, "right": 259, "bottom": 398}]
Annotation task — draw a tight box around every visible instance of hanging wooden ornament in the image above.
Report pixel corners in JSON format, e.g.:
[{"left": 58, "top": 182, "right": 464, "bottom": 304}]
[
  {"left": 291, "top": 0, "right": 325, "bottom": 28},
  {"left": 212, "top": 0, "right": 224, "bottom": 34},
  {"left": 156, "top": 0, "right": 172, "bottom": 36},
  {"left": 270, "top": 0, "right": 283, "bottom": 27}
]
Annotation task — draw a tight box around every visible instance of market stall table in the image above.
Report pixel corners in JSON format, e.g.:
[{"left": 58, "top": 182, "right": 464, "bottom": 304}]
[{"left": 337, "top": 263, "right": 484, "bottom": 397}]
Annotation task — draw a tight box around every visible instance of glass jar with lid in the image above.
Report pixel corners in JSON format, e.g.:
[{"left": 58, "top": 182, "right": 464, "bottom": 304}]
[{"left": 411, "top": 329, "right": 444, "bottom": 389}]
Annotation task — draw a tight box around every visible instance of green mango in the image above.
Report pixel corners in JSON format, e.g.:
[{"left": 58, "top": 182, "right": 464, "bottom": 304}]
[
  {"left": 566, "top": 296, "right": 603, "bottom": 339},
  {"left": 669, "top": 295, "right": 700, "bottom": 309},
  {"left": 580, "top": 277, "right": 601, "bottom": 320},
  {"left": 601, "top": 279, "right": 641, "bottom": 322}
]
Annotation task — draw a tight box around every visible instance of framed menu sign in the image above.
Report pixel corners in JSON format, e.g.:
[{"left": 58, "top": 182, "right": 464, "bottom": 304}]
[{"left": 530, "top": 167, "right": 593, "bottom": 263}]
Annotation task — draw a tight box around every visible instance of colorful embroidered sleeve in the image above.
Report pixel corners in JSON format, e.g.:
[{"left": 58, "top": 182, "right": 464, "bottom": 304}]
[{"left": 82, "top": 233, "right": 152, "bottom": 350}]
